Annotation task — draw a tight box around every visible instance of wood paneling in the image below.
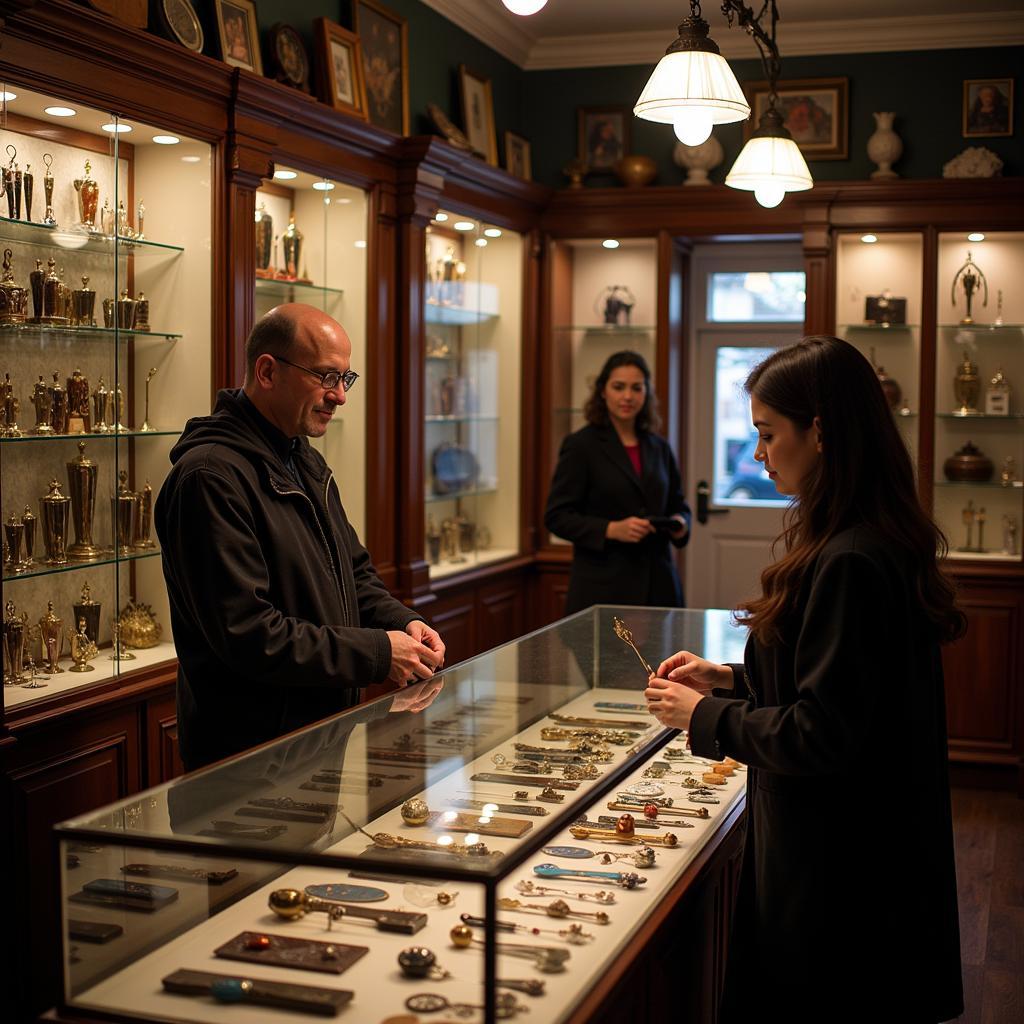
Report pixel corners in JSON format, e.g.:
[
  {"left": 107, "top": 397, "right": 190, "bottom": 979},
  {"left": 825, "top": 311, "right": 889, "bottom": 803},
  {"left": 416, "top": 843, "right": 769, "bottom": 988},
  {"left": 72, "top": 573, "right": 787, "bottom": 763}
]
[
  {"left": 145, "top": 693, "right": 183, "bottom": 786},
  {"left": 477, "top": 577, "right": 525, "bottom": 653},
  {"left": 426, "top": 590, "right": 476, "bottom": 667}
]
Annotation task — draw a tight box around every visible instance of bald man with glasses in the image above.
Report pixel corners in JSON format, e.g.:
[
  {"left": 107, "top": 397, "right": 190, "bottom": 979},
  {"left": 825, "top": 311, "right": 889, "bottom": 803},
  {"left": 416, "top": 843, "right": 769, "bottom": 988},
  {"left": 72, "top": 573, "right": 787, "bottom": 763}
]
[{"left": 156, "top": 304, "right": 445, "bottom": 770}]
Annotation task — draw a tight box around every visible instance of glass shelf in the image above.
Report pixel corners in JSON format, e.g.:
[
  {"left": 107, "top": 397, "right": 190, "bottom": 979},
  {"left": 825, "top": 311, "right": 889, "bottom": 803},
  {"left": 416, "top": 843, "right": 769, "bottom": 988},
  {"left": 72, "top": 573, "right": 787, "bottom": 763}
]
[
  {"left": 938, "top": 323, "right": 1023, "bottom": 333},
  {"left": 937, "top": 412, "right": 1024, "bottom": 420},
  {"left": 424, "top": 415, "right": 499, "bottom": 424},
  {"left": 254, "top": 278, "right": 344, "bottom": 300},
  {"left": 2, "top": 547, "right": 161, "bottom": 583},
  {"left": 934, "top": 480, "right": 1024, "bottom": 489},
  {"left": 0, "top": 215, "right": 183, "bottom": 256},
  {"left": 426, "top": 353, "right": 460, "bottom": 362},
  {"left": 0, "top": 324, "right": 181, "bottom": 341},
  {"left": 839, "top": 323, "right": 918, "bottom": 332},
  {"left": 1, "top": 428, "right": 180, "bottom": 444},
  {"left": 424, "top": 304, "right": 498, "bottom": 326},
  {"left": 946, "top": 549, "right": 1021, "bottom": 562},
  {"left": 554, "top": 324, "right": 656, "bottom": 333},
  {"left": 424, "top": 486, "right": 498, "bottom": 504}
]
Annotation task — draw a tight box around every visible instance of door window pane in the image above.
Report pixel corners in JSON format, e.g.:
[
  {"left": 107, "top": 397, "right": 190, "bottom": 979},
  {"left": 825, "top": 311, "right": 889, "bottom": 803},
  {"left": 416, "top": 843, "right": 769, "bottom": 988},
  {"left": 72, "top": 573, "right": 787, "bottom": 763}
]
[
  {"left": 714, "top": 347, "right": 788, "bottom": 506},
  {"left": 708, "top": 271, "right": 806, "bottom": 322}
]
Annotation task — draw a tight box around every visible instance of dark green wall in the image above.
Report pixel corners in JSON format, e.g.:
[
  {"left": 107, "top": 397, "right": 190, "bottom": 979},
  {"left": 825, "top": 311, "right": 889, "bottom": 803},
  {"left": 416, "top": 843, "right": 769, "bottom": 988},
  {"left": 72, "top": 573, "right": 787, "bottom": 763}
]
[{"left": 522, "top": 47, "right": 1024, "bottom": 188}]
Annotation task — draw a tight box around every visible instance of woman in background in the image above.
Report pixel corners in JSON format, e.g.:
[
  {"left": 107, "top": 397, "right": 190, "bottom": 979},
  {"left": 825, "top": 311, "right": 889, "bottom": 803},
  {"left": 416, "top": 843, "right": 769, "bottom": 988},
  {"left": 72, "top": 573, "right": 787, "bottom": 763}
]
[
  {"left": 545, "top": 350, "right": 691, "bottom": 614},
  {"left": 645, "top": 336, "right": 964, "bottom": 1022}
]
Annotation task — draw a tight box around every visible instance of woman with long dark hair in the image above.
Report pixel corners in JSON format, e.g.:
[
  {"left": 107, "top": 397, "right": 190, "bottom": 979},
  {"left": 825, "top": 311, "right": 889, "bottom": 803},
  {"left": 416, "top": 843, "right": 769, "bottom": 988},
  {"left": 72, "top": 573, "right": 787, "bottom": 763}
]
[
  {"left": 646, "top": 336, "right": 964, "bottom": 1021},
  {"left": 545, "top": 351, "right": 691, "bottom": 614}
]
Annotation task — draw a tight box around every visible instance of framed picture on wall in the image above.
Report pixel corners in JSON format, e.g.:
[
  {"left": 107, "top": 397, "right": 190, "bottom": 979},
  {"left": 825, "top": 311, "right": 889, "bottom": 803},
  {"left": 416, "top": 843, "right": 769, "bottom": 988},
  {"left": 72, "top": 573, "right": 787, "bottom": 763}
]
[
  {"left": 353, "top": 0, "right": 409, "bottom": 135},
  {"left": 459, "top": 65, "right": 498, "bottom": 165},
  {"left": 963, "top": 78, "right": 1013, "bottom": 137},
  {"left": 214, "top": 0, "right": 262, "bottom": 75},
  {"left": 743, "top": 78, "right": 849, "bottom": 159},
  {"left": 577, "top": 107, "right": 630, "bottom": 171},
  {"left": 504, "top": 130, "right": 532, "bottom": 181},
  {"left": 314, "top": 17, "right": 368, "bottom": 119}
]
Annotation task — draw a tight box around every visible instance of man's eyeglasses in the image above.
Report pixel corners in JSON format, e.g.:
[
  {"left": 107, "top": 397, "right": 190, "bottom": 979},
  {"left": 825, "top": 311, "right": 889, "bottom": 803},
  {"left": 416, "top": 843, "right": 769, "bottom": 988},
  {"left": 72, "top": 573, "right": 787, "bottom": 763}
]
[{"left": 275, "top": 356, "right": 359, "bottom": 393}]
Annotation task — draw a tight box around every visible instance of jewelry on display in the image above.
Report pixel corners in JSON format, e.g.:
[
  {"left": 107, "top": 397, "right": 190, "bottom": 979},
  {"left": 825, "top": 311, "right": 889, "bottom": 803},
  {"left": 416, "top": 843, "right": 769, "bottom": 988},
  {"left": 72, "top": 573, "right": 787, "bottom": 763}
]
[
  {"left": 600, "top": 846, "right": 657, "bottom": 868},
  {"left": 496, "top": 897, "right": 610, "bottom": 925},
  {"left": 607, "top": 801, "right": 710, "bottom": 820},
  {"left": 449, "top": 797, "right": 549, "bottom": 817},
  {"left": 592, "top": 814, "right": 665, "bottom": 831},
  {"left": 594, "top": 701, "right": 649, "bottom": 713},
  {"left": 397, "top": 946, "right": 451, "bottom": 980},
  {"left": 622, "top": 781, "right": 665, "bottom": 797},
  {"left": 268, "top": 889, "right": 427, "bottom": 934},
  {"left": 533, "top": 863, "right": 647, "bottom": 889},
  {"left": 612, "top": 615, "right": 656, "bottom": 676},
  {"left": 449, "top": 924, "right": 571, "bottom": 973},
  {"left": 470, "top": 772, "right": 579, "bottom": 791},
  {"left": 688, "top": 792, "right": 720, "bottom": 804},
  {"left": 214, "top": 931, "right": 368, "bottom": 975},
  {"left": 497, "top": 979, "right": 546, "bottom": 997},
  {"left": 304, "top": 884, "right": 389, "bottom": 903},
  {"left": 405, "top": 992, "right": 524, "bottom": 1018},
  {"left": 459, "top": 913, "right": 594, "bottom": 945},
  {"left": 702, "top": 772, "right": 727, "bottom": 786},
  {"left": 515, "top": 880, "right": 616, "bottom": 904},
  {"left": 514, "top": 741, "right": 612, "bottom": 760},
  {"left": 542, "top": 846, "right": 596, "bottom": 859},
  {"left": 417, "top": 810, "right": 533, "bottom": 839},
  {"left": 400, "top": 798, "right": 431, "bottom": 826},
  {"left": 569, "top": 824, "right": 678, "bottom": 848},
  {"left": 615, "top": 792, "right": 674, "bottom": 808},
  {"left": 403, "top": 884, "right": 459, "bottom": 908},
  {"left": 120, "top": 863, "right": 239, "bottom": 885},
  {"left": 338, "top": 808, "right": 496, "bottom": 858},
  {"left": 162, "top": 968, "right": 354, "bottom": 1015},
  {"left": 549, "top": 713, "right": 654, "bottom": 730},
  {"left": 538, "top": 785, "right": 566, "bottom": 803},
  {"left": 541, "top": 726, "right": 640, "bottom": 746}
]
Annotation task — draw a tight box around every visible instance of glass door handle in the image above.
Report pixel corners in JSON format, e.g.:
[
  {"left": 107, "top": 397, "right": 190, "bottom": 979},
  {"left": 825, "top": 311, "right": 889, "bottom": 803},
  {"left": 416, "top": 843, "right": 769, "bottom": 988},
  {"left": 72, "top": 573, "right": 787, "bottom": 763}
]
[{"left": 696, "top": 481, "right": 729, "bottom": 525}]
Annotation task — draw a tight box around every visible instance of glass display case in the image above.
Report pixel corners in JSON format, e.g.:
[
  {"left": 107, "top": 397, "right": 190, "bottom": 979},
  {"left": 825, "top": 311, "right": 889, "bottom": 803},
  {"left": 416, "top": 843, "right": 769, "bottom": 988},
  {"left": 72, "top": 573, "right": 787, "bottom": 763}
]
[
  {"left": 253, "top": 171, "right": 368, "bottom": 538},
  {"left": 0, "top": 84, "right": 212, "bottom": 712},
  {"left": 55, "top": 606, "right": 747, "bottom": 1024},
  {"left": 423, "top": 210, "right": 522, "bottom": 578},
  {"left": 834, "top": 231, "right": 922, "bottom": 463},
  {"left": 935, "top": 232, "right": 1024, "bottom": 563}
]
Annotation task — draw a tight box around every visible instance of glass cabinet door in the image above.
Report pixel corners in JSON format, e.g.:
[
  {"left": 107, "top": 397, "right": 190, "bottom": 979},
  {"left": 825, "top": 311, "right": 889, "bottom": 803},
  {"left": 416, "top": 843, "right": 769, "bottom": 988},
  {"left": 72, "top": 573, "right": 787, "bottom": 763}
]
[
  {"left": 423, "top": 210, "right": 522, "bottom": 578},
  {"left": 935, "top": 231, "right": 1023, "bottom": 563},
  {"left": 548, "top": 238, "right": 658, "bottom": 544},
  {"left": 0, "top": 85, "right": 212, "bottom": 712},
  {"left": 834, "top": 231, "right": 923, "bottom": 463},
  {"left": 253, "top": 171, "right": 368, "bottom": 537}
]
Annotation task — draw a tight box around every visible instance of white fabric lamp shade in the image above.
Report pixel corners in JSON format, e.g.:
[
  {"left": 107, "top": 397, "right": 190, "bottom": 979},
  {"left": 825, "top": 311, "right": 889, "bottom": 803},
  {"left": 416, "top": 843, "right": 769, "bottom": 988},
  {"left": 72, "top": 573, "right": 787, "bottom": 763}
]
[
  {"left": 634, "top": 49, "right": 750, "bottom": 127},
  {"left": 725, "top": 133, "right": 813, "bottom": 200}
]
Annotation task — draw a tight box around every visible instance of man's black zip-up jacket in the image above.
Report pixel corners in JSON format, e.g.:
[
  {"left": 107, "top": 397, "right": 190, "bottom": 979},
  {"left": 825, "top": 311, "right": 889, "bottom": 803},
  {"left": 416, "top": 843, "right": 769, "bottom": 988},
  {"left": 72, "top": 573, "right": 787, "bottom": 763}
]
[{"left": 155, "top": 388, "right": 421, "bottom": 770}]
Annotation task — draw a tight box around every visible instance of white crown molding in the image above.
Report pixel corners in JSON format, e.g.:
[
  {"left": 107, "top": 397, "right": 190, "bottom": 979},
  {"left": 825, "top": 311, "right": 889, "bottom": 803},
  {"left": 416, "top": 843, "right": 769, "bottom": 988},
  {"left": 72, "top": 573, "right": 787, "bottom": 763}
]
[
  {"left": 419, "top": 4, "right": 1024, "bottom": 71},
  {"left": 418, "top": 0, "right": 536, "bottom": 68}
]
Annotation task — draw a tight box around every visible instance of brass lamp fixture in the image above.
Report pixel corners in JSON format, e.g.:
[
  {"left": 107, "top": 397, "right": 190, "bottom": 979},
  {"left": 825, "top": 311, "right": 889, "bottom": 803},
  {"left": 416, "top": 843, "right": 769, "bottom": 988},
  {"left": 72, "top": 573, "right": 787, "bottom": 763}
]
[{"left": 634, "top": 1, "right": 813, "bottom": 208}]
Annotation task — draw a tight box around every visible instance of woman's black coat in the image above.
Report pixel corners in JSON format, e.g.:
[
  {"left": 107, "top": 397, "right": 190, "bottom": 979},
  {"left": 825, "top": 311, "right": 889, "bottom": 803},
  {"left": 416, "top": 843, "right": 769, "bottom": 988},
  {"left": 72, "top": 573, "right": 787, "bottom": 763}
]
[
  {"left": 544, "top": 424, "right": 691, "bottom": 613},
  {"left": 689, "top": 525, "right": 963, "bottom": 1022}
]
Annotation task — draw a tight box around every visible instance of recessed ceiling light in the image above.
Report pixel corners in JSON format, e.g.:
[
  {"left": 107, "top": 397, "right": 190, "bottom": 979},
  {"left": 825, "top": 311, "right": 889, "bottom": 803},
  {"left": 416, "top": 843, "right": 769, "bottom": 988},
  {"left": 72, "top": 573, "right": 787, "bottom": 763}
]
[
  {"left": 152, "top": 135, "right": 180, "bottom": 145},
  {"left": 860, "top": 233, "right": 878, "bottom": 244},
  {"left": 181, "top": 155, "right": 201, "bottom": 163},
  {"left": 312, "top": 180, "right": 335, "bottom": 191},
  {"left": 354, "top": 240, "right": 367, "bottom": 249},
  {"left": 274, "top": 169, "right": 298, "bottom": 180},
  {"left": 483, "top": 228, "right": 502, "bottom": 238},
  {"left": 0, "top": 91, "right": 16, "bottom": 102},
  {"left": 967, "top": 232, "right": 985, "bottom": 242},
  {"left": 102, "top": 122, "right": 133, "bottom": 133},
  {"left": 434, "top": 212, "right": 449, "bottom": 222},
  {"left": 44, "top": 106, "right": 76, "bottom": 117},
  {"left": 475, "top": 237, "right": 488, "bottom": 247},
  {"left": 453, "top": 220, "right": 475, "bottom": 231},
  {"left": 602, "top": 239, "right": 620, "bottom": 249}
]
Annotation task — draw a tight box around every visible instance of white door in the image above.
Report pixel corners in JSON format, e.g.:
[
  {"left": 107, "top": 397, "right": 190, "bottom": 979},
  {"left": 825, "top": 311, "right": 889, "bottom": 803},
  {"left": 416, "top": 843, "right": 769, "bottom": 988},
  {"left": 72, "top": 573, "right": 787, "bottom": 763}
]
[{"left": 684, "top": 245, "right": 805, "bottom": 610}]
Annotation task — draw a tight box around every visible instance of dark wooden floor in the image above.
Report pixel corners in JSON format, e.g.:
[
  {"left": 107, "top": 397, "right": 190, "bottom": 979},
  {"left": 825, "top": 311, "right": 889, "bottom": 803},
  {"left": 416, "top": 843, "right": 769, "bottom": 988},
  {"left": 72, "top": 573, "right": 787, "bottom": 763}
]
[{"left": 952, "top": 788, "right": 1024, "bottom": 1024}]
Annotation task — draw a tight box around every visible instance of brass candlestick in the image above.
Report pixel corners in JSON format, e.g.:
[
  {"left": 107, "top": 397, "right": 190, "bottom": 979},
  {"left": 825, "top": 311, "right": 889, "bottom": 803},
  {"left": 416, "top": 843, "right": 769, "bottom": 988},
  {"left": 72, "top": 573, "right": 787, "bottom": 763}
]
[{"left": 139, "top": 368, "right": 157, "bottom": 431}]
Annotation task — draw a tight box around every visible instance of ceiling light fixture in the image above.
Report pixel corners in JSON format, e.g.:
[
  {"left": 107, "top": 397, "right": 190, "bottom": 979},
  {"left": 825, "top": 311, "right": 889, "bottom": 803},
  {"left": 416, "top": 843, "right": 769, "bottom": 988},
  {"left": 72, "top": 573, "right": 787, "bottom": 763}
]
[
  {"left": 274, "top": 169, "right": 298, "bottom": 180},
  {"left": 434, "top": 213, "right": 449, "bottom": 222},
  {"left": 602, "top": 239, "right": 620, "bottom": 249},
  {"left": 453, "top": 220, "right": 475, "bottom": 231},
  {"left": 637, "top": 2, "right": 812, "bottom": 207},
  {"left": 101, "top": 122, "right": 133, "bottom": 134},
  {"left": 501, "top": 0, "right": 548, "bottom": 14},
  {"left": 0, "top": 91, "right": 17, "bottom": 102},
  {"left": 967, "top": 232, "right": 985, "bottom": 242},
  {"left": 44, "top": 106, "right": 76, "bottom": 117},
  {"left": 152, "top": 135, "right": 180, "bottom": 145},
  {"left": 312, "top": 180, "right": 335, "bottom": 191},
  {"left": 860, "top": 233, "right": 878, "bottom": 244},
  {"left": 475, "top": 237, "right": 488, "bottom": 247},
  {"left": 483, "top": 228, "right": 502, "bottom": 238}
]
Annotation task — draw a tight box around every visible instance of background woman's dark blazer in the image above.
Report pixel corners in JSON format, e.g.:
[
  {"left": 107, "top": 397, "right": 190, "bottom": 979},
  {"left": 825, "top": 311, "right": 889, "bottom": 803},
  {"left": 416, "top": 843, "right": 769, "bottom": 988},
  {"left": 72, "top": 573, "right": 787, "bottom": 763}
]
[{"left": 544, "top": 424, "right": 692, "bottom": 613}]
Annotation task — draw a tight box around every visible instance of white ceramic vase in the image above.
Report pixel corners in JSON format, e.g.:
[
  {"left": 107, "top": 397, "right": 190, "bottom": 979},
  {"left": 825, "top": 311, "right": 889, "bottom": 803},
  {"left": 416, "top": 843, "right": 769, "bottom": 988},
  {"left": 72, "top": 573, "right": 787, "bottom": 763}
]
[
  {"left": 867, "top": 111, "right": 902, "bottom": 179},
  {"left": 673, "top": 135, "right": 724, "bottom": 185}
]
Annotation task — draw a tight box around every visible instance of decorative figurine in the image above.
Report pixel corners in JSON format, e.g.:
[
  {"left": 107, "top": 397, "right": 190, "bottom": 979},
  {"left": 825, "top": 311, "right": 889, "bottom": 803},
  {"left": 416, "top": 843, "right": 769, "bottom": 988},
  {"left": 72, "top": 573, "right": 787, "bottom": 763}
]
[
  {"left": 31, "top": 376, "right": 54, "bottom": 434},
  {"left": 111, "top": 381, "right": 128, "bottom": 433},
  {"left": 39, "top": 602, "right": 64, "bottom": 674},
  {"left": 134, "top": 292, "right": 150, "bottom": 332},
  {"left": 66, "top": 368, "right": 91, "bottom": 433},
  {"left": 40, "top": 478, "right": 71, "bottom": 565},
  {"left": 92, "top": 377, "right": 111, "bottom": 434},
  {"left": 1003, "top": 515, "right": 1019, "bottom": 557},
  {"left": 282, "top": 213, "right": 303, "bottom": 280},
  {"left": 67, "top": 616, "right": 97, "bottom": 672},
  {"left": 100, "top": 198, "right": 114, "bottom": 237},
  {"left": 132, "top": 480, "right": 156, "bottom": 550},
  {"left": 597, "top": 284, "right": 636, "bottom": 326},
  {"left": 108, "top": 619, "right": 135, "bottom": 661},
  {"left": 3, "top": 600, "right": 29, "bottom": 685},
  {"left": 5, "top": 145, "right": 22, "bottom": 220},
  {"left": 73, "top": 581, "right": 101, "bottom": 645},
  {"left": 951, "top": 250, "right": 988, "bottom": 325},
  {"left": 116, "top": 198, "right": 133, "bottom": 239},
  {"left": 66, "top": 440, "right": 102, "bottom": 562},
  {"left": 136, "top": 199, "right": 145, "bottom": 240},
  {"left": 139, "top": 368, "right": 157, "bottom": 432},
  {"left": 953, "top": 350, "right": 980, "bottom": 415},
  {"left": 984, "top": 367, "right": 1011, "bottom": 416},
  {"left": 117, "top": 601, "right": 163, "bottom": 649},
  {"left": 48, "top": 371, "right": 69, "bottom": 433},
  {"left": 41, "top": 153, "right": 56, "bottom": 227},
  {"left": 0, "top": 248, "right": 28, "bottom": 325},
  {"left": 23, "top": 162, "right": 33, "bottom": 222},
  {"left": 22, "top": 656, "right": 46, "bottom": 690},
  {"left": 113, "top": 469, "right": 138, "bottom": 556},
  {"left": 255, "top": 203, "right": 273, "bottom": 277},
  {"left": 73, "top": 160, "right": 100, "bottom": 231}
]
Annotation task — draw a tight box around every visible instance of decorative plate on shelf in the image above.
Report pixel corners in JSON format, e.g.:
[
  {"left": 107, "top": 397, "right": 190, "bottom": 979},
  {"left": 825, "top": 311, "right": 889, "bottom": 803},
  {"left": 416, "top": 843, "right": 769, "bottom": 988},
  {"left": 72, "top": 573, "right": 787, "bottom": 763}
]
[
  {"left": 270, "top": 23, "right": 311, "bottom": 92},
  {"left": 158, "top": 0, "right": 204, "bottom": 53}
]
